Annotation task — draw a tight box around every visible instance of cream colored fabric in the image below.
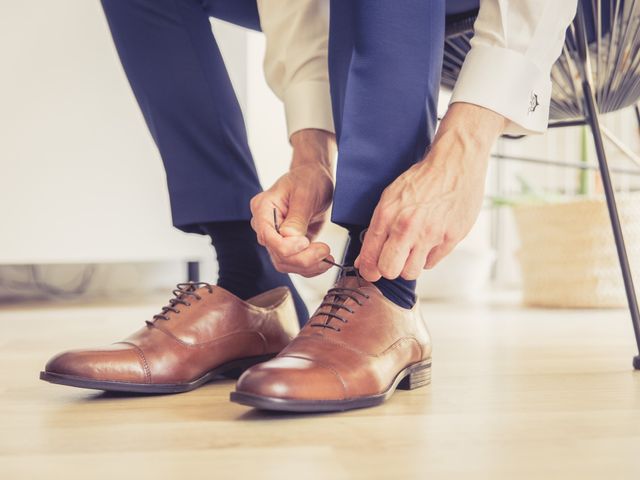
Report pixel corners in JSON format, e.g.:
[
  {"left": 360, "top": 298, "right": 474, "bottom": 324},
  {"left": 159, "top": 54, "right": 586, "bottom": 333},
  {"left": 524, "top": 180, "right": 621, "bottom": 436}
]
[
  {"left": 256, "top": 0, "right": 334, "bottom": 139},
  {"left": 450, "top": 0, "right": 579, "bottom": 135},
  {"left": 258, "top": 0, "right": 578, "bottom": 138}
]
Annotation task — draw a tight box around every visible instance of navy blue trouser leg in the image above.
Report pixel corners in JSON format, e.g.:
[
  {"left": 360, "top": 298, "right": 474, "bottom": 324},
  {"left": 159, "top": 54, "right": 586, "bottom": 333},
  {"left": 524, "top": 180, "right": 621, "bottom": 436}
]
[
  {"left": 328, "top": 0, "right": 446, "bottom": 228},
  {"left": 329, "top": 1, "right": 445, "bottom": 309},
  {"left": 101, "top": 0, "right": 262, "bottom": 233},
  {"left": 101, "top": 0, "right": 311, "bottom": 324}
]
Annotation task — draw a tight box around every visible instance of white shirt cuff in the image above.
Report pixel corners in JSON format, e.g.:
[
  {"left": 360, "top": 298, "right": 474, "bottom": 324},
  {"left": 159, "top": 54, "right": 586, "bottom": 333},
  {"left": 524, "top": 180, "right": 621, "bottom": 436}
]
[
  {"left": 450, "top": 45, "right": 552, "bottom": 135},
  {"left": 283, "top": 80, "right": 335, "bottom": 139}
]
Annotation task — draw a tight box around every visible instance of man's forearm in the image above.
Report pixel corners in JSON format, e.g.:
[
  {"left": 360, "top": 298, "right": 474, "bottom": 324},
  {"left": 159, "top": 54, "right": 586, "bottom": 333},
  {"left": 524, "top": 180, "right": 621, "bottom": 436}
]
[
  {"left": 356, "top": 102, "right": 508, "bottom": 280},
  {"left": 290, "top": 128, "right": 336, "bottom": 174},
  {"left": 428, "top": 102, "right": 506, "bottom": 160}
]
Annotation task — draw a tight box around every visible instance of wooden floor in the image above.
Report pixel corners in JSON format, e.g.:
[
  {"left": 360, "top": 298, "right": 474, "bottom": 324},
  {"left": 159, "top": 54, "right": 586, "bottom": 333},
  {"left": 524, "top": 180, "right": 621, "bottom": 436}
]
[{"left": 1, "top": 292, "right": 639, "bottom": 480}]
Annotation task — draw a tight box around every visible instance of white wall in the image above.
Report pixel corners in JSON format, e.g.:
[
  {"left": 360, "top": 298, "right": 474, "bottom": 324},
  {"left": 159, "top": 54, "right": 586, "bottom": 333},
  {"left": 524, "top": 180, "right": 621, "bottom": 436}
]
[
  {"left": 0, "top": 5, "right": 337, "bottom": 301},
  {"left": 0, "top": 2, "right": 216, "bottom": 266}
]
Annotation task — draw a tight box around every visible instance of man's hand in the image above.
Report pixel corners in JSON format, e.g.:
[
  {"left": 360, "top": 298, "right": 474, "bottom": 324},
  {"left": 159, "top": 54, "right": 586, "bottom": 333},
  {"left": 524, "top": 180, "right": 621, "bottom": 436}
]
[
  {"left": 250, "top": 129, "right": 336, "bottom": 277},
  {"left": 355, "top": 103, "right": 506, "bottom": 281}
]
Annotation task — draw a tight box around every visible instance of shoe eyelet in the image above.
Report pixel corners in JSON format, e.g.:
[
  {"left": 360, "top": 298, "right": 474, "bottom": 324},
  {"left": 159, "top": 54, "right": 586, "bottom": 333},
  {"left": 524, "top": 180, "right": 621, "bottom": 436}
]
[
  {"left": 175, "top": 310, "right": 181, "bottom": 314},
  {"left": 185, "top": 302, "right": 191, "bottom": 307}
]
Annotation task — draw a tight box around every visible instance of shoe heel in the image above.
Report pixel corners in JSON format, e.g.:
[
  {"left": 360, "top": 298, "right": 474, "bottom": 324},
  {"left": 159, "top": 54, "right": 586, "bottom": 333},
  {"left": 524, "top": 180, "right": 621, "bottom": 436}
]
[{"left": 397, "top": 360, "right": 431, "bottom": 390}]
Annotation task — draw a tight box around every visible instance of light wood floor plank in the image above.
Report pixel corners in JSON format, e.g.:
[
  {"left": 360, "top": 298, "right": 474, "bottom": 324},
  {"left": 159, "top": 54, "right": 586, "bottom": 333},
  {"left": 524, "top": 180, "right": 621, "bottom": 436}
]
[{"left": 1, "top": 293, "right": 639, "bottom": 479}]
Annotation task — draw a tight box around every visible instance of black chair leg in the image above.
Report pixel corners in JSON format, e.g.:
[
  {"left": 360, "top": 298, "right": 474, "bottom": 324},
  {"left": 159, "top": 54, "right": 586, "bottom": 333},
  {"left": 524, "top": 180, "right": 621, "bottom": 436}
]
[
  {"left": 187, "top": 261, "right": 200, "bottom": 283},
  {"left": 573, "top": 6, "right": 640, "bottom": 369},
  {"left": 582, "top": 84, "right": 640, "bottom": 369}
]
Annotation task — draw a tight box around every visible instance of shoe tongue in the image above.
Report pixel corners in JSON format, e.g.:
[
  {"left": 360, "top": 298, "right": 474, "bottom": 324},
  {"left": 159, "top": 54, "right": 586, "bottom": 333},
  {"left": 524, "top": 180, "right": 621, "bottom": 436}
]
[
  {"left": 334, "top": 273, "right": 375, "bottom": 290},
  {"left": 335, "top": 274, "right": 363, "bottom": 289}
]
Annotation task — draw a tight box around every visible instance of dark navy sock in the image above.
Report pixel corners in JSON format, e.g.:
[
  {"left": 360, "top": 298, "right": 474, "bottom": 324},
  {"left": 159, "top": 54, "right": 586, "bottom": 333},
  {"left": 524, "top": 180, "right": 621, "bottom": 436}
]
[
  {"left": 342, "top": 224, "right": 417, "bottom": 309},
  {"left": 200, "top": 221, "right": 309, "bottom": 327}
]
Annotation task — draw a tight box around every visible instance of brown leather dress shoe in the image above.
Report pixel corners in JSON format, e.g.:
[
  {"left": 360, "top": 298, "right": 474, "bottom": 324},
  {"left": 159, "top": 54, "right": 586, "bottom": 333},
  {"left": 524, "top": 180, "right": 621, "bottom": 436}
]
[
  {"left": 231, "top": 271, "right": 432, "bottom": 412},
  {"left": 40, "top": 283, "right": 299, "bottom": 393}
]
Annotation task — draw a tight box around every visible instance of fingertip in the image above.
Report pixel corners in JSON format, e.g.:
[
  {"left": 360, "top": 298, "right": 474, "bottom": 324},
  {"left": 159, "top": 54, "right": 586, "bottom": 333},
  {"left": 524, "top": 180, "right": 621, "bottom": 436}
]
[
  {"left": 424, "top": 255, "right": 436, "bottom": 270},
  {"left": 294, "top": 235, "right": 310, "bottom": 248},
  {"left": 315, "top": 242, "right": 331, "bottom": 257},
  {"left": 360, "top": 269, "right": 381, "bottom": 282},
  {"left": 318, "top": 259, "right": 334, "bottom": 275},
  {"left": 400, "top": 269, "right": 421, "bottom": 281}
]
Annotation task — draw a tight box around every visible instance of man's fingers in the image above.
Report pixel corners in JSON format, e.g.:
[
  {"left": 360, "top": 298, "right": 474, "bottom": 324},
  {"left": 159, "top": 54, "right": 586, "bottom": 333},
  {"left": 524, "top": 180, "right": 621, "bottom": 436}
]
[
  {"left": 355, "top": 235, "right": 386, "bottom": 282},
  {"left": 267, "top": 241, "right": 329, "bottom": 266},
  {"left": 251, "top": 197, "right": 310, "bottom": 257},
  {"left": 354, "top": 207, "right": 390, "bottom": 281},
  {"left": 424, "top": 240, "right": 456, "bottom": 269},
  {"left": 377, "top": 239, "right": 412, "bottom": 280},
  {"left": 281, "top": 242, "right": 330, "bottom": 268},
  {"left": 279, "top": 188, "right": 314, "bottom": 238},
  {"left": 250, "top": 194, "right": 280, "bottom": 248},
  {"left": 401, "top": 244, "right": 431, "bottom": 280},
  {"left": 269, "top": 243, "right": 333, "bottom": 276},
  {"left": 273, "top": 258, "right": 334, "bottom": 278},
  {"left": 263, "top": 226, "right": 310, "bottom": 257}
]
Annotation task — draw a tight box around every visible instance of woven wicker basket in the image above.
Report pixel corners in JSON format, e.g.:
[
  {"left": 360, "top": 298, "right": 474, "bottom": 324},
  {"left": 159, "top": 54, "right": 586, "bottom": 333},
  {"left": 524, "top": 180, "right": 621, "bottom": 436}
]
[{"left": 513, "top": 194, "right": 640, "bottom": 308}]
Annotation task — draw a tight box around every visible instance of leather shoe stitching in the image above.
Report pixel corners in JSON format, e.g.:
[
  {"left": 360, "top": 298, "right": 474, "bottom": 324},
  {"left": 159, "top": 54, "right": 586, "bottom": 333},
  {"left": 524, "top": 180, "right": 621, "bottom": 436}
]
[{"left": 115, "top": 341, "right": 152, "bottom": 383}]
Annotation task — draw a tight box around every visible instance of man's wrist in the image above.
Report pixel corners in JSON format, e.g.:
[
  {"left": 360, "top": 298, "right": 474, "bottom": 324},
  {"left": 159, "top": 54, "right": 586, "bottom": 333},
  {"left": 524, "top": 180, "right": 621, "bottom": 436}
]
[
  {"left": 441, "top": 102, "right": 506, "bottom": 146},
  {"left": 290, "top": 129, "right": 336, "bottom": 172},
  {"left": 422, "top": 102, "right": 506, "bottom": 166}
]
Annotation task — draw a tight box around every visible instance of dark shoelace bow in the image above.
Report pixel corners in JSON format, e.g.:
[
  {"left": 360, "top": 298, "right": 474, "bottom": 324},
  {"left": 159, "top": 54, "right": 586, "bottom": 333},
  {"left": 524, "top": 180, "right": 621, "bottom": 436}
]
[
  {"left": 309, "top": 264, "right": 370, "bottom": 332},
  {"left": 146, "top": 282, "right": 214, "bottom": 326}
]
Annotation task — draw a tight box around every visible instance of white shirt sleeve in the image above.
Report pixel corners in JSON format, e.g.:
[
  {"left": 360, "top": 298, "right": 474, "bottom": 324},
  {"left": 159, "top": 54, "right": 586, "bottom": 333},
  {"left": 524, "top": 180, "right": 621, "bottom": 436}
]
[
  {"left": 256, "top": 0, "right": 334, "bottom": 139},
  {"left": 450, "top": 0, "right": 578, "bottom": 135}
]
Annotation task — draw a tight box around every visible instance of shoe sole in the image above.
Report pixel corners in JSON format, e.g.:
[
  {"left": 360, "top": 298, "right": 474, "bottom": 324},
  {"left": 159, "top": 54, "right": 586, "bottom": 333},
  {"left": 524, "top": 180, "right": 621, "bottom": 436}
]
[
  {"left": 39, "top": 353, "right": 276, "bottom": 394},
  {"left": 229, "top": 358, "right": 431, "bottom": 412}
]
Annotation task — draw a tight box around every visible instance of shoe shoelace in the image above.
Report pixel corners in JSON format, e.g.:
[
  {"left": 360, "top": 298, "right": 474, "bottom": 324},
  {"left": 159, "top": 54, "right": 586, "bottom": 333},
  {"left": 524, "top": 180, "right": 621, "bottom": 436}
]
[
  {"left": 308, "top": 262, "right": 371, "bottom": 333},
  {"left": 146, "top": 282, "right": 214, "bottom": 325},
  {"left": 273, "top": 208, "right": 371, "bottom": 332}
]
